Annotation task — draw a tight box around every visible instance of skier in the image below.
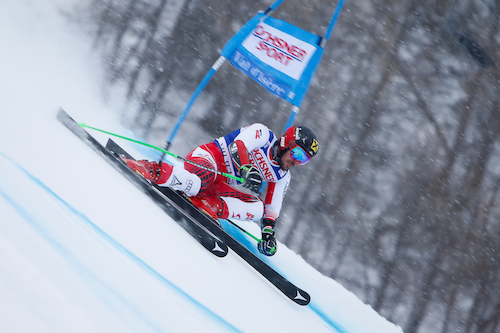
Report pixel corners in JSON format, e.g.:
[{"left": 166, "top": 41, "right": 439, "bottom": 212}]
[{"left": 122, "top": 124, "right": 319, "bottom": 256}]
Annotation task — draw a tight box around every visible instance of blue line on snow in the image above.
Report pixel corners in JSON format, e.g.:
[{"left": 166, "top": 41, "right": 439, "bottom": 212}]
[
  {"left": 309, "top": 304, "right": 348, "bottom": 333},
  {"left": 0, "top": 187, "right": 167, "bottom": 332},
  {"left": 0, "top": 151, "right": 242, "bottom": 333}
]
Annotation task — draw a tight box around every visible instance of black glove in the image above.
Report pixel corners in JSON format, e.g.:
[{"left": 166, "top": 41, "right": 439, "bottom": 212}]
[
  {"left": 258, "top": 226, "right": 277, "bottom": 256},
  {"left": 239, "top": 164, "right": 262, "bottom": 193}
]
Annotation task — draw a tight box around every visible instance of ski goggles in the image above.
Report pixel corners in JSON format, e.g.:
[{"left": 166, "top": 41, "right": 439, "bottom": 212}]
[{"left": 290, "top": 146, "right": 311, "bottom": 165}]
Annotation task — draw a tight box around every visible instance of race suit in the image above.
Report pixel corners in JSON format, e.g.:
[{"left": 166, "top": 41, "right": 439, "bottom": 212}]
[{"left": 183, "top": 123, "right": 291, "bottom": 222}]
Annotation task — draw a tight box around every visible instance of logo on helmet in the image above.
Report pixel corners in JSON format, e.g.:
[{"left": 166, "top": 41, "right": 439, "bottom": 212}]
[
  {"left": 294, "top": 127, "right": 301, "bottom": 140},
  {"left": 280, "top": 136, "right": 286, "bottom": 148},
  {"left": 311, "top": 139, "right": 319, "bottom": 154}
]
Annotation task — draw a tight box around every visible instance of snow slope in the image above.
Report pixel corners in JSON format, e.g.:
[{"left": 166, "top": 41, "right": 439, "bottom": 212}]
[{"left": 0, "top": 1, "right": 402, "bottom": 332}]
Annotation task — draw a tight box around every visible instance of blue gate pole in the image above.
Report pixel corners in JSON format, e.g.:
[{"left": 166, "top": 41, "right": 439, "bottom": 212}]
[
  {"left": 282, "top": 106, "right": 300, "bottom": 132},
  {"left": 163, "top": 56, "right": 226, "bottom": 153},
  {"left": 324, "top": 0, "right": 346, "bottom": 40},
  {"left": 281, "top": 0, "right": 346, "bottom": 132}
]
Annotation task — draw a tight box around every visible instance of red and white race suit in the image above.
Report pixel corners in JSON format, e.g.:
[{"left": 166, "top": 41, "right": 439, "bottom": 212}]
[{"left": 160, "top": 124, "right": 290, "bottom": 222}]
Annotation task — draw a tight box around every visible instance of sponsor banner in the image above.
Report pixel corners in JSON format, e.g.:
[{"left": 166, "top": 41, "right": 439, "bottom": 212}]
[
  {"left": 228, "top": 16, "right": 322, "bottom": 106},
  {"left": 240, "top": 22, "right": 317, "bottom": 80},
  {"left": 231, "top": 50, "right": 291, "bottom": 99}
]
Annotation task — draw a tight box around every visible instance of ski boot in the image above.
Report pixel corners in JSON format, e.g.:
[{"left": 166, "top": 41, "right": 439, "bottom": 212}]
[
  {"left": 121, "top": 157, "right": 170, "bottom": 184},
  {"left": 189, "top": 195, "right": 228, "bottom": 222}
]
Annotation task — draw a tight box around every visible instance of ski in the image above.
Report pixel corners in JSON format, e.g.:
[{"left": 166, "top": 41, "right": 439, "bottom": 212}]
[
  {"left": 56, "top": 109, "right": 228, "bottom": 257},
  {"left": 104, "top": 133, "right": 311, "bottom": 306},
  {"left": 158, "top": 188, "right": 311, "bottom": 306},
  {"left": 57, "top": 108, "right": 310, "bottom": 305}
]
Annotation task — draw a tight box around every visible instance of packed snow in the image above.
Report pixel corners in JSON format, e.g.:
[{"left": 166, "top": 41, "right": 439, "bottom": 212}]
[{"left": 0, "top": 1, "right": 402, "bottom": 332}]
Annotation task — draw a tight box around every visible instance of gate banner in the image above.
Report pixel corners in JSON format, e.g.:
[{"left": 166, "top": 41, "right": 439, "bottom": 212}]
[
  {"left": 227, "top": 16, "right": 324, "bottom": 107},
  {"left": 165, "top": 0, "right": 345, "bottom": 149}
]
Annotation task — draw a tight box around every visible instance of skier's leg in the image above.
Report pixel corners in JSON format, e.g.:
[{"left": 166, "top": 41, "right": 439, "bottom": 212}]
[
  {"left": 220, "top": 196, "right": 264, "bottom": 221},
  {"left": 184, "top": 143, "right": 223, "bottom": 193},
  {"left": 156, "top": 163, "right": 201, "bottom": 196},
  {"left": 188, "top": 195, "right": 229, "bottom": 220},
  {"left": 204, "top": 181, "right": 264, "bottom": 221}
]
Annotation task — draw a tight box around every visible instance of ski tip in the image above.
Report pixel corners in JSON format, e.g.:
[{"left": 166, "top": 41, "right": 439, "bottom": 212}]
[
  {"left": 293, "top": 290, "right": 311, "bottom": 306},
  {"left": 212, "top": 241, "right": 229, "bottom": 257}
]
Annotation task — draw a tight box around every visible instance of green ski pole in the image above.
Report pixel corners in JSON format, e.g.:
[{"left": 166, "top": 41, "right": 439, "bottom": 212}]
[
  {"left": 225, "top": 220, "right": 277, "bottom": 255},
  {"left": 78, "top": 123, "right": 244, "bottom": 182},
  {"left": 225, "top": 219, "right": 262, "bottom": 242}
]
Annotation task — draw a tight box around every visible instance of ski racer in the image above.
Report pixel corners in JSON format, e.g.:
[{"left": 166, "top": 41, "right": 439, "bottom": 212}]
[{"left": 123, "top": 124, "right": 319, "bottom": 256}]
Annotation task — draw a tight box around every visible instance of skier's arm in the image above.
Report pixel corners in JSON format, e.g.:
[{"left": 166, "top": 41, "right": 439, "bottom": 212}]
[
  {"left": 229, "top": 139, "right": 250, "bottom": 170},
  {"left": 228, "top": 123, "right": 271, "bottom": 171},
  {"left": 228, "top": 124, "right": 269, "bottom": 193},
  {"left": 258, "top": 175, "right": 291, "bottom": 256},
  {"left": 263, "top": 174, "right": 291, "bottom": 222},
  {"left": 232, "top": 123, "right": 270, "bottom": 152},
  {"left": 227, "top": 139, "right": 261, "bottom": 192}
]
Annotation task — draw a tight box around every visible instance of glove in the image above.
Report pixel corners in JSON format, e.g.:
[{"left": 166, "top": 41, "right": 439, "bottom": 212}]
[
  {"left": 258, "top": 226, "right": 277, "bottom": 256},
  {"left": 239, "top": 164, "right": 262, "bottom": 193}
]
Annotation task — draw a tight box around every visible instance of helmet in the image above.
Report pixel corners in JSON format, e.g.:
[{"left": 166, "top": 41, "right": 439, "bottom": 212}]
[{"left": 276, "top": 125, "right": 319, "bottom": 164}]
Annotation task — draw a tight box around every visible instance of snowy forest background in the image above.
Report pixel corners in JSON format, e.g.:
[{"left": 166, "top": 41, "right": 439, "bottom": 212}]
[{"left": 66, "top": 0, "right": 499, "bottom": 332}]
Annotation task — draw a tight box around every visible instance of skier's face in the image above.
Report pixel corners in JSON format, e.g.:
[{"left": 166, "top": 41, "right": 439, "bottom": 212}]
[{"left": 279, "top": 150, "right": 302, "bottom": 171}]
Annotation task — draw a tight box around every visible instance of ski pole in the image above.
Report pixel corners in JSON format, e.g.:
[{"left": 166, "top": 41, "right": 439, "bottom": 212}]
[
  {"left": 225, "top": 219, "right": 262, "bottom": 242},
  {"left": 225, "top": 220, "right": 277, "bottom": 255},
  {"left": 78, "top": 123, "right": 245, "bottom": 182}
]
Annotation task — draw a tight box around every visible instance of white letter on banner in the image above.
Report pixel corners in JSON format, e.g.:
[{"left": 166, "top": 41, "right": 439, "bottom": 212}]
[{"left": 241, "top": 22, "right": 316, "bottom": 80}]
